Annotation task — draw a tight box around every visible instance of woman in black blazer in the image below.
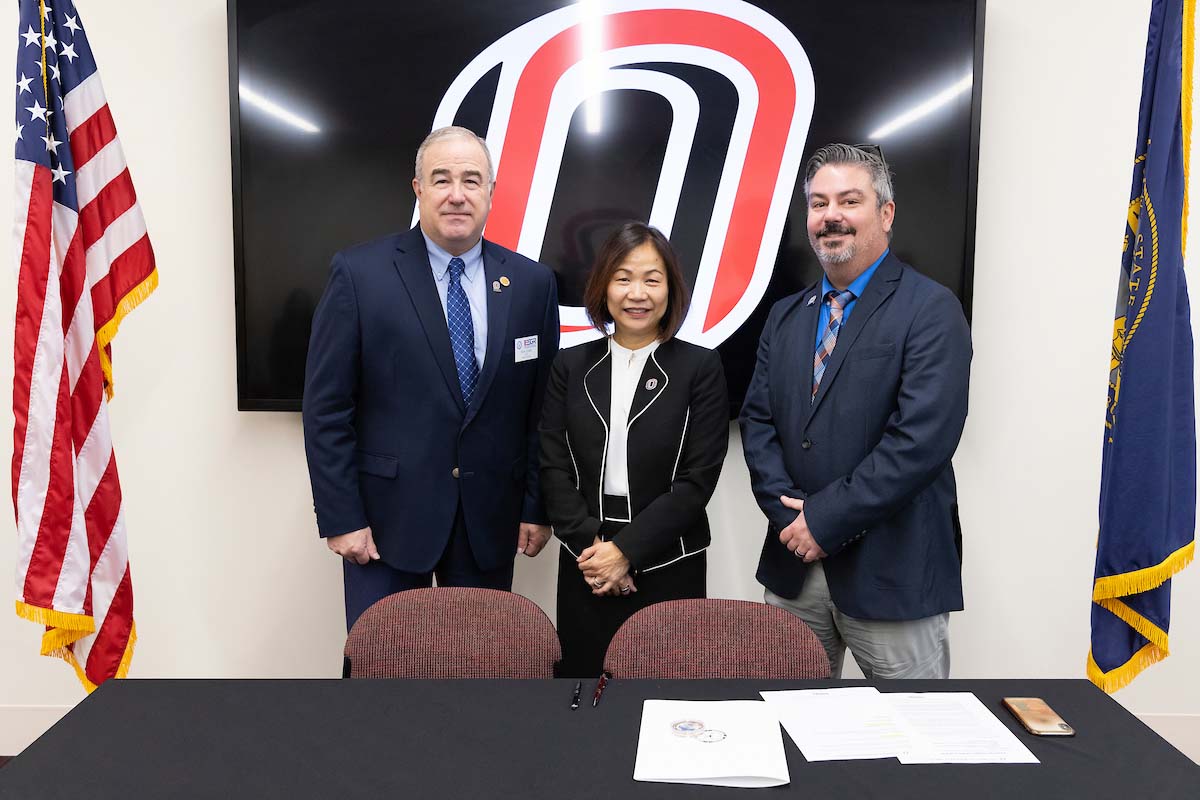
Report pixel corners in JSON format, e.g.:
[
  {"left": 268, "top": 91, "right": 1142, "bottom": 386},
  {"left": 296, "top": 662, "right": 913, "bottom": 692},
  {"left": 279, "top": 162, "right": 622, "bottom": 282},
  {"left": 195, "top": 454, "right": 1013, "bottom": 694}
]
[{"left": 539, "top": 223, "right": 729, "bottom": 677}]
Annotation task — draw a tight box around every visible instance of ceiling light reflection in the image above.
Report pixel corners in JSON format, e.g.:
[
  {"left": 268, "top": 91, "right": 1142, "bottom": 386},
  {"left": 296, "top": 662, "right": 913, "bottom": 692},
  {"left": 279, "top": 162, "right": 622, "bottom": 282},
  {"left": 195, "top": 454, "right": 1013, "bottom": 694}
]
[
  {"left": 239, "top": 84, "right": 320, "bottom": 134},
  {"left": 580, "top": 0, "right": 604, "bottom": 134},
  {"left": 869, "top": 73, "right": 972, "bottom": 140}
]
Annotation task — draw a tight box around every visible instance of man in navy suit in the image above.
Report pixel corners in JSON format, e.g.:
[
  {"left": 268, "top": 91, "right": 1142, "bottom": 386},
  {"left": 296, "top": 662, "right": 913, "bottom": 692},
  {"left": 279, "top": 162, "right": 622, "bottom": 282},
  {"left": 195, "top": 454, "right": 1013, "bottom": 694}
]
[
  {"left": 740, "top": 144, "right": 971, "bottom": 678},
  {"left": 303, "top": 126, "right": 559, "bottom": 629}
]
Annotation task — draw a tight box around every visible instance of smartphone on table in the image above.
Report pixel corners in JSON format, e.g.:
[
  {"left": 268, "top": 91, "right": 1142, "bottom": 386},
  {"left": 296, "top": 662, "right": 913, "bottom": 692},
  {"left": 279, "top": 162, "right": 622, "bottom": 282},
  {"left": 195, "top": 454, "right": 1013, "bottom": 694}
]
[{"left": 1002, "top": 697, "right": 1076, "bottom": 736}]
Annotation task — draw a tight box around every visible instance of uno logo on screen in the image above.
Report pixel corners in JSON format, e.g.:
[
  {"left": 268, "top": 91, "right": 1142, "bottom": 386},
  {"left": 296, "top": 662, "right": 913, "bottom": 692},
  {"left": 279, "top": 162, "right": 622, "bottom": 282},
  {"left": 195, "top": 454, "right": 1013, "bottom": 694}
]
[{"left": 422, "top": 0, "right": 815, "bottom": 348}]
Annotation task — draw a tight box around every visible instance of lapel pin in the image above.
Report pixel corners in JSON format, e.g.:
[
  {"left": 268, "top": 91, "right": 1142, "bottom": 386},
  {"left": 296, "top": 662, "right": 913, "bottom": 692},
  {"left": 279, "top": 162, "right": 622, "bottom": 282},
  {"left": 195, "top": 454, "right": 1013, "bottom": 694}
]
[
  {"left": 499, "top": 276, "right": 510, "bottom": 287},
  {"left": 492, "top": 280, "right": 502, "bottom": 292},
  {"left": 807, "top": 295, "right": 817, "bottom": 306},
  {"left": 645, "top": 378, "right": 658, "bottom": 391}
]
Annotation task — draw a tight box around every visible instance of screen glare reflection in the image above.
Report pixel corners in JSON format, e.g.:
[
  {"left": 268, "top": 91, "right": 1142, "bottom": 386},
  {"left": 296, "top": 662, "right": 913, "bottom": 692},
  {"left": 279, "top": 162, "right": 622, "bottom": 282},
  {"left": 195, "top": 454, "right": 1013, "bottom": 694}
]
[
  {"left": 580, "top": 0, "right": 604, "bottom": 133},
  {"left": 870, "top": 73, "right": 972, "bottom": 139},
  {"left": 239, "top": 84, "right": 321, "bottom": 134}
]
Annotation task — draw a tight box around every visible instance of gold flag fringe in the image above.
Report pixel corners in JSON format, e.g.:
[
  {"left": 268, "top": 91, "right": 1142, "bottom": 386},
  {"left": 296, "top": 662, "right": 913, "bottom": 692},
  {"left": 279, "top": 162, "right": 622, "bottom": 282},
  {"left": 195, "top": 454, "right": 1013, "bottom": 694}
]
[
  {"left": 16, "top": 602, "right": 136, "bottom": 693},
  {"left": 41, "top": 625, "right": 89, "bottom": 656},
  {"left": 1088, "top": 643, "right": 1168, "bottom": 693},
  {"left": 95, "top": 268, "right": 159, "bottom": 400},
  {"left": 1088, "top": 543, "right": 1191, "bottom": 692},
  {"left": 15, "top": 600, "right": 94, "bottom": 632},
  {"left": 1092, "top": 540, "right": 1194, "bottom": 601},
  {"left": 1097, "top": 597, "right": 1170, "bottom": 652}
]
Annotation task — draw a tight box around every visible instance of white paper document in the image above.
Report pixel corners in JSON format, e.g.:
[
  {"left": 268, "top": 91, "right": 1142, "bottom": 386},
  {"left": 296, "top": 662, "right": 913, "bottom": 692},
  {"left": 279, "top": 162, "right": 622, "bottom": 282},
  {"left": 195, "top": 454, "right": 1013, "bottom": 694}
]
[
  {"left": 884, "top": 692, "right": 1039, "bottom": 764},
  {"left": 760, "top": 687, "right": 913, "bottom": 761},
  {"left": 633, "top": 700, "right": 790, "bottom": 788}
]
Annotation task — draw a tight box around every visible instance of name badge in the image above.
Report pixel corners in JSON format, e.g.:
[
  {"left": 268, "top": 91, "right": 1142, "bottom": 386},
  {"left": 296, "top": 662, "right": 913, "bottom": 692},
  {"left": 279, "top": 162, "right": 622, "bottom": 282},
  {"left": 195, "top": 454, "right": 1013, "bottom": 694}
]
[{"left": 514, "top": 335, "right": 539, "bottom": 363}]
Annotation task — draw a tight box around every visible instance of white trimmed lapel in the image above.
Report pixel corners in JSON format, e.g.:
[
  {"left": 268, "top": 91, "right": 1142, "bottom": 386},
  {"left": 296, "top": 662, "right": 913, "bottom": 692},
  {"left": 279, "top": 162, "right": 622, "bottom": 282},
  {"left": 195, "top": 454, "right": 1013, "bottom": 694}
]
[
  {"left": 582, "top": 339, "right": 613, "bottom": 430},
  {"left": 627, "top": 347, "right": 669, "bottom": 429}
]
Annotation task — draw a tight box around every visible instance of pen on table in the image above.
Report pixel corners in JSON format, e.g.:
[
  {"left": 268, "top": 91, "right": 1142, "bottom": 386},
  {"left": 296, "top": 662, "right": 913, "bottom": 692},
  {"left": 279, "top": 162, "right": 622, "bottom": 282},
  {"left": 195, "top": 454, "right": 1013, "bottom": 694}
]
[
  {"left": 570, "top": 681, "right": 582, "bottom": 710},
  {"left": 592, "top": 672, "right": 611, "bottom": 707}
]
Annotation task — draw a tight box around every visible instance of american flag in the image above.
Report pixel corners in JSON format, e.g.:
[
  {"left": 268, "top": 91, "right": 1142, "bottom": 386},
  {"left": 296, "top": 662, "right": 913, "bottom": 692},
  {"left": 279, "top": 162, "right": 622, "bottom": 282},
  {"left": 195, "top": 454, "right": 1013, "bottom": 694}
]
[{"left": 12, "top": 0, "right": 155, "bottom": 690}]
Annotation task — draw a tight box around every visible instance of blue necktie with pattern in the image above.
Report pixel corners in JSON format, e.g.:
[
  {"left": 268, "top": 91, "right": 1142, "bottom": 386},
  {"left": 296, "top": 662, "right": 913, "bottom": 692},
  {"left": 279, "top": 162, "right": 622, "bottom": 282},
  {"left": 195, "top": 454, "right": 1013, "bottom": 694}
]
[
  {"left": 812, "top": 289, "right": 855, "bottom": 401},
  {"left": 446, "top": 256, "right": 479, "bottom": 405}
]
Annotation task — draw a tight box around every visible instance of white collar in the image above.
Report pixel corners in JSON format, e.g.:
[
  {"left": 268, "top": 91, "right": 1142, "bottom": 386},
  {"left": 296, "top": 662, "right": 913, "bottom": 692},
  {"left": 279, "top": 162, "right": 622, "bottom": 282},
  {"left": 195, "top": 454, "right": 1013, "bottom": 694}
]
[{"left": 610, "top": 337, "right": 661, "bottom": 362}]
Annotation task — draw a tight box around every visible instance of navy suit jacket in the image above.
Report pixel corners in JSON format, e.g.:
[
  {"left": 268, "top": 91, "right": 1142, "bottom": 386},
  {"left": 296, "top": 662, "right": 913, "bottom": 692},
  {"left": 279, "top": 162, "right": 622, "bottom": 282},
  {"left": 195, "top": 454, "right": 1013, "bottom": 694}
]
[
  {"left": 739, "top": 253, "right": 971, "bottom": 620},
  {"left": 302, "top": 226, "right": 559, "bottom": 573}
]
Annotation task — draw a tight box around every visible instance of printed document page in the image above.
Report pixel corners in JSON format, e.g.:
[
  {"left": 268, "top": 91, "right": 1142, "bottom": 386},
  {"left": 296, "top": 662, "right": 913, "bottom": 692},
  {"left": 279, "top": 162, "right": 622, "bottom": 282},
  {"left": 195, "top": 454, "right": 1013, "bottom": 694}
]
[
  {"left": 884, "top": 692, "right": 1039, "bottom": 764},
  {"left": 633, "top": 699, "right": 789, "bottom": 788},
  {"left": 759, "top": 687, "right": 913, "bottom": 761}
]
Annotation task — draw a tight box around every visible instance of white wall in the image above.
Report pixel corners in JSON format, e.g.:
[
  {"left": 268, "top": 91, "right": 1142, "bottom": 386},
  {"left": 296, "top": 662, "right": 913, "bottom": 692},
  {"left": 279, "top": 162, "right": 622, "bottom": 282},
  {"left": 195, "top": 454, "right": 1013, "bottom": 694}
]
[{"left": 2, "top": 0, "right": 1197, "bottom": 760}]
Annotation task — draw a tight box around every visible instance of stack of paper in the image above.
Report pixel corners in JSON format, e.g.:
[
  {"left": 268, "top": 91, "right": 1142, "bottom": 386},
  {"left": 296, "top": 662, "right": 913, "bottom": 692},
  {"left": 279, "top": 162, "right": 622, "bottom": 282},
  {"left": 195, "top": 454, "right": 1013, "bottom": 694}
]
[
  {"left": 759, "top": 687, "right": 911, "bottom": 761},
  {"left": 759, "top": 688, "right": 1038, "bottom": 765},
  {"left": 633, "top": 699, "right": 790, "bottom": 787},
  {"left": 884, "top": 692, "right": 1039, "bottom": 764}
]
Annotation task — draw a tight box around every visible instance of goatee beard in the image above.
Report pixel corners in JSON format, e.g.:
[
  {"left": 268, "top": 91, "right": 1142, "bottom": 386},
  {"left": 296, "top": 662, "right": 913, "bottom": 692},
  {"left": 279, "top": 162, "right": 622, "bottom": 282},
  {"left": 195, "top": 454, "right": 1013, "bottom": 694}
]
[{"left": 818, "top": 241, "right": 856, "bottom": 266}]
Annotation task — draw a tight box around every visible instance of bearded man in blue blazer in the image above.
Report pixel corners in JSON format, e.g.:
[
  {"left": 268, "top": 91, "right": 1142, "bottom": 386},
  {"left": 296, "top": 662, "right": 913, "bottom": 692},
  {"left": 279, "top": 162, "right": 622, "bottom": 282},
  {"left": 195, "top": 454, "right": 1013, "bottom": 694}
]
[
  {"left": 303, "top": 127, "right": 559, "bottom": 629},
  {"left": 740, "top": 144, "right": 972, "bottom": 678}
]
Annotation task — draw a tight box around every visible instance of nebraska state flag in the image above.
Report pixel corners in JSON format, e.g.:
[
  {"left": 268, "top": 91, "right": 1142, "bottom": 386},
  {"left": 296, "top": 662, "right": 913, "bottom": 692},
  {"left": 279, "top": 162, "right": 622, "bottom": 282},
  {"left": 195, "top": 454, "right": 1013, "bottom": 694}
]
[{"left": 1089, "top": 0, "right": 1196, "bottom": 692}]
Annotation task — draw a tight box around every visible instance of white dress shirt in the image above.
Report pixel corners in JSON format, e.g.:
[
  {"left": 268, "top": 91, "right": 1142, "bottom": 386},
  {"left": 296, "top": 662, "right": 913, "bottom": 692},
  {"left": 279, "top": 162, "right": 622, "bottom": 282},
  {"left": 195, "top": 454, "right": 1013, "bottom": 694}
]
[
  {"left": 423, "top": 233, "right": 488, "bottom": 369},
  {"left": 604, "top": 337, "right": 661, "bottom": 498}
]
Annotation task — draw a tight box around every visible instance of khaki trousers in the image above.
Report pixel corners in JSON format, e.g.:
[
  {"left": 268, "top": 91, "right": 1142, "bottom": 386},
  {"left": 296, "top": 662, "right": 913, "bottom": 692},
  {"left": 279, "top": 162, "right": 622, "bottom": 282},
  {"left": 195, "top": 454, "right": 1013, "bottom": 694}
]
[{"left": 765, "top": 561, "right": 950, "bottom": 679}]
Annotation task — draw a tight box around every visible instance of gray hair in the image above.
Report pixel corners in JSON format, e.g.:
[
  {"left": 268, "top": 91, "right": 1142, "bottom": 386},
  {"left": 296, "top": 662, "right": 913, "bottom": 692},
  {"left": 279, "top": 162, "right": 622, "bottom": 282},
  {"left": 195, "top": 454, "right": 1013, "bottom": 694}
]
[
  {"left": 414, "top": 125, "right": 495, "bottom": 184},
  {"left": 803, "top": 143, "right": 894, "bottom": 209}
]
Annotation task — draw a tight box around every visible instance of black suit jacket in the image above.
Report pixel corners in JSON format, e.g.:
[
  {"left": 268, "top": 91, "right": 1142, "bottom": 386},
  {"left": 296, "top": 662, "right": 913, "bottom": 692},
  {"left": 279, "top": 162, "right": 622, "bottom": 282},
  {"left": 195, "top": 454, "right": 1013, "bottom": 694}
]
[
  {"left": 739, "top": 253, "right": 972, "bottom": 620},
  {"left": 539, "top": 336, "right": 729, "bottom": 573},
  {"left": 302, "top": 226, "right": 559, "bottom": 573}
]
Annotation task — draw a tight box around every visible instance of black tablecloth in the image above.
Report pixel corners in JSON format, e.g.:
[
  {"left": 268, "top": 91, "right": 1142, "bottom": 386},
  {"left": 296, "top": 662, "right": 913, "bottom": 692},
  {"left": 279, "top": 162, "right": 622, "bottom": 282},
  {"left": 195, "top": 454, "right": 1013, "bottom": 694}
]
[{"left": 1, "top": 678, "right": 1195, "bottom": 799}]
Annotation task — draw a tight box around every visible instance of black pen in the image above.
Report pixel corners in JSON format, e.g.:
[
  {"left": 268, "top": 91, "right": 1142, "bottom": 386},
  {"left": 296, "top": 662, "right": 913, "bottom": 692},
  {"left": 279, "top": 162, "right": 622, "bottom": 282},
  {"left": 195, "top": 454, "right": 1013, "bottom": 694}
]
[
  {"left": 570, "top": 681, "right": 582, "bottom": 710},
  {"left": 592, "top": 672, "right": 611, "bottom": 707}
]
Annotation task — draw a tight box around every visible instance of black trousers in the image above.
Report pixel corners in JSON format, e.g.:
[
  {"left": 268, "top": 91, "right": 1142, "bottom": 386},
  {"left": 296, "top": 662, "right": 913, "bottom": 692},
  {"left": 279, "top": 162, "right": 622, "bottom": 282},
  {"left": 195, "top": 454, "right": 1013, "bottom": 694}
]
[{"left": 555, "top": 535, "right": 706, "bottom": 678}]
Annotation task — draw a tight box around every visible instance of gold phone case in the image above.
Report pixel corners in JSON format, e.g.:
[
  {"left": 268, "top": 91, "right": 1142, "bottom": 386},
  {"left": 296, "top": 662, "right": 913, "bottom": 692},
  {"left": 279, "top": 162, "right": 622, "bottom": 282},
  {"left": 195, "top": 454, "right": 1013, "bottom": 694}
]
[{"left": 1003, "top": 697, "right": 1075, "bottom": 736}]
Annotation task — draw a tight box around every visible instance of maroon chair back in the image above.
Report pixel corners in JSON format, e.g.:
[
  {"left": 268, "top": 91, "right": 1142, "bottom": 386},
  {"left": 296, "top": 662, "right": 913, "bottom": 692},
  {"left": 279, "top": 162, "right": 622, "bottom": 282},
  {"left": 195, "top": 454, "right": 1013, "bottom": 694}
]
[
  {"left": 603, "top": 598, "right": 831, "bottom": 679},
  {"left": 344, "top": 587, "right": 561, "bottom": 678}
]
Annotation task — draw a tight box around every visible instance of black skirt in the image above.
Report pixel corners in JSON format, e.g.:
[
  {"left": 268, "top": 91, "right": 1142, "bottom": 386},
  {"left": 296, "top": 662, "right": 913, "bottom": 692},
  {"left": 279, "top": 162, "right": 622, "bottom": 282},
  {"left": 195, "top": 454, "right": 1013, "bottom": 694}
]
[{"left": 555, "top": 521, "right": 706, "bottom": 678}]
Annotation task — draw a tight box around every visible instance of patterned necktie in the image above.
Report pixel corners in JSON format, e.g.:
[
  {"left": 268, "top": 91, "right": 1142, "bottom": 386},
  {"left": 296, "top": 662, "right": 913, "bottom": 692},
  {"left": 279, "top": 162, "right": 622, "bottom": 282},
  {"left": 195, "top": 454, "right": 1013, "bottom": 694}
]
[
  {"left": 446, "top": 256, "right": 479, "bottom": 405},
  {"left": 812, "top": 289, "right": 855, "bottom": 400}
]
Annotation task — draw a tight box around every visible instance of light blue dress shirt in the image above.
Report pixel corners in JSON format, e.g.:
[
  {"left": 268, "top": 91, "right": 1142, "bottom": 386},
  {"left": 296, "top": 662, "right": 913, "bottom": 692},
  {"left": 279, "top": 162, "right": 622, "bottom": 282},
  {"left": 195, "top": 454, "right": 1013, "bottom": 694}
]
[
  {"left": 424, "top": 233, "right": 488, "bottom": 369},
  {"left": 814, "top": 249, "right": 889, "bottom": 351}
]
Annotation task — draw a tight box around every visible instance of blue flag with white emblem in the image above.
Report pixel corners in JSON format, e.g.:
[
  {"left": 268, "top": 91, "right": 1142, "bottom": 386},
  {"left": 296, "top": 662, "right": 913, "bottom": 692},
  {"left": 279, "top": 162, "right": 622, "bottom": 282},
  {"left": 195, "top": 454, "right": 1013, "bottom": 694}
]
[{"left": 1089, "top": 0, "right": 1197, "bottom": 692}]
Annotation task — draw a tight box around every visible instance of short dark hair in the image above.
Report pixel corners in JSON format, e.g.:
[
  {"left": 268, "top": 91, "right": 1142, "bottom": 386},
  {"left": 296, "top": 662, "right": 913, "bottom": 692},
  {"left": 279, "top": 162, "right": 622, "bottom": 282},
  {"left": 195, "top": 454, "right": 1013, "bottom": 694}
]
[{"left": 582, "top": 223, "right": 690, "bottom": 340}]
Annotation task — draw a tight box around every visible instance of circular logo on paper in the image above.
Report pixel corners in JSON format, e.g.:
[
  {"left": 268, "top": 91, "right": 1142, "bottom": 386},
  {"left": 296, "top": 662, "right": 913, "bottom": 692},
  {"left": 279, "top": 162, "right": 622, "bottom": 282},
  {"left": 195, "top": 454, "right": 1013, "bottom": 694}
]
[
  {"left": 698, "top": 729, "right": 727, "bottom": 743},
  {"left": 671, "top": 719, "right": 706, "bottom": 737}
]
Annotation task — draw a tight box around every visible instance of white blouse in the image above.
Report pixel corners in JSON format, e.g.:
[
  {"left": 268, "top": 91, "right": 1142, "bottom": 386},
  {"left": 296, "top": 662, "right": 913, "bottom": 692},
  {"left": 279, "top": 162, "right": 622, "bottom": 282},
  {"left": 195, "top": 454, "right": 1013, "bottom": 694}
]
[{"left": 603, "top": 337, "right": 661, "bottom": 499}]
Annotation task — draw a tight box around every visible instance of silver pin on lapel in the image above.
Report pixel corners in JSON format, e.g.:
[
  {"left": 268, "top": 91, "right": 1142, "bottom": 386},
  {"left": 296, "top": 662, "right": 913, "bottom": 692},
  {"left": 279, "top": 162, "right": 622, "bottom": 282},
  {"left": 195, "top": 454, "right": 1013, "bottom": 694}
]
[
  {"left": 492, "top": 280, "right": 502, "bottom": 292},
  {"left": 645, "top": 378, "right": 658, "bottom": 391},
  {"left": 807, "top": 295, "right": 817, "bottom": 306}
]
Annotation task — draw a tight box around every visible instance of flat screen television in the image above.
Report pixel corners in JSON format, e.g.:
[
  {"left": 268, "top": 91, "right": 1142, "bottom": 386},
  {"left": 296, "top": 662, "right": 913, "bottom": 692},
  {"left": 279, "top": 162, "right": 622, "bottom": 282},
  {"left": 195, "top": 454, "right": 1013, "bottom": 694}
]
[{"left": 228, "top": 0, "right": 985, "bottom": 411}]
